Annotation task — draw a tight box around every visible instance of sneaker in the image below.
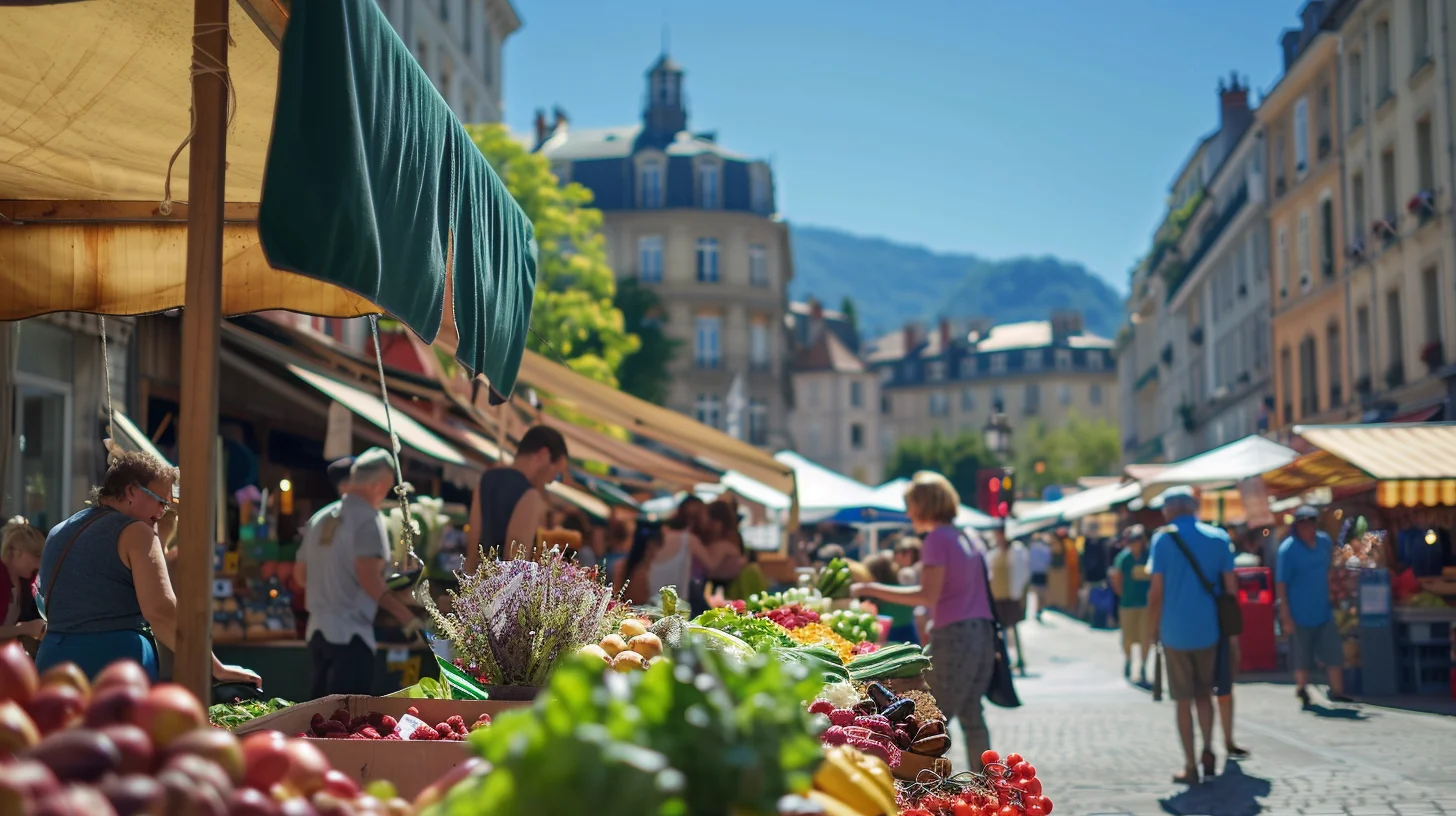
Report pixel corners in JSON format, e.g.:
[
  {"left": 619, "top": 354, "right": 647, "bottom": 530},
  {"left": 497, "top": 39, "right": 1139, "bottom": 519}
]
[
  {"left": 1328, "top": 692, "right": 1355, "bottom": 704},
  {"left": 1296, "top": 687, "right": 1311, "bottom": 708},
  {"left": 1226, "top": 745, "right": 1251, "bottom": 760}
]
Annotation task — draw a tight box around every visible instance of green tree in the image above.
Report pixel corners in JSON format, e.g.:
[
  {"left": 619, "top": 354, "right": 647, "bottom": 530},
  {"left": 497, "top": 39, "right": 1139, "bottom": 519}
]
[
  {"left": 466, "top": 124, "right": 639, "bottom": 386},
  {"left": 1012, "top": 414, "right": 1122, "bottom": 498},
  {"left": 839, "top": 296, "right": 860, "bottom": 339},
  {"left": 885, "top": 429, "right": 1001, "bottom": 506},
  {"left": 613, "top": 278, "right": 680, "bottom": 405}
]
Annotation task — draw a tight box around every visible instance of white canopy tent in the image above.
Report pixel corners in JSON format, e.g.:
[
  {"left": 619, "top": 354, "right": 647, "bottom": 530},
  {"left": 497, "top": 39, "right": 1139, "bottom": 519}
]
[
  {"left": 1138, "top": 435, "right": 1298, "bottom": 501},
  {"left": 774, "top": 451, "right": 898, "bottom": 524},
  {"left": 1007, "top": 480, "right": 1141, "bottom": 538},
  {"left": 869, "top": 478, "right": 998, "bottom": 530}
]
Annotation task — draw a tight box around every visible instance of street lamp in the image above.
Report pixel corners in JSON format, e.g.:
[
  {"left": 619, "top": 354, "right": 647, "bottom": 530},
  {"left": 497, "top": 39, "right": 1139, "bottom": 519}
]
[{"left": 982, "top": 412, "right": 1013, "bottom": 458}]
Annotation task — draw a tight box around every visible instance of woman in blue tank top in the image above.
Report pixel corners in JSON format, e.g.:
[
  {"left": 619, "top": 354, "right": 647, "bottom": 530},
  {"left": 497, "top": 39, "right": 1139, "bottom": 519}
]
[{"left": 36, "top": 451, "right": 259, "bottom": 686}]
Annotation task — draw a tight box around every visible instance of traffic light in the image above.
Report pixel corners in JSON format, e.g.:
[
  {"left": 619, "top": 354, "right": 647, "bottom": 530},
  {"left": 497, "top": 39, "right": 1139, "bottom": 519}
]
[{"left": 976, "top": 467, "right": 1016, "bottom": 518}]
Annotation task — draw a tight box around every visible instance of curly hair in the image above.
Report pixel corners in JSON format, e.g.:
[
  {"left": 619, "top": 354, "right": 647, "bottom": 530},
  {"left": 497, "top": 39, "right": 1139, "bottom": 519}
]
[{"left": 91, "top": 450, "right": 179, "bottom": 504}]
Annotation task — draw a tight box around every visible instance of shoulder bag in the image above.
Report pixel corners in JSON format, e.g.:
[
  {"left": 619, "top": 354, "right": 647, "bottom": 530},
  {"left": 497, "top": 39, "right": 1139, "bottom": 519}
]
[
  {"left": 1163, "top": 528, "right": 1243, "bottom": 637},
  {"left": 966, "top": 533, "right": 1021, "bottom": 708}
]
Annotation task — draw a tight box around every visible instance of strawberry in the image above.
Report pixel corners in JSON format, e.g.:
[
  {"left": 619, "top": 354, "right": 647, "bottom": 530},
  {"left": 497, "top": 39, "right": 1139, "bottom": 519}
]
[
  {"left": 434, "top": 722, "right": 452, "bottom": 737},
  {"left": 383, "top": 733, "right": 403, "bottom": 741},
  {"left": 447, "top": 715, "right": 466, "bottom": 732},
  {"left": 407, "top": 706, "right": 421, "bottom": 718},
  {"left": 358, "top": 727, "right": 382, "bottom": 740},
  {"left": 807, "top": 700, "right": 835, "bottom": 716},
  {"left": 476, "top": 713, "right": 492, "bottom": 724},
  {"left": 409, "top": 725, "right": 440, "bottom": 741},
  {"left": 331, "top": 709, "right": 351, "bottom": 726},
  {"left": 309, "top": 713, "right": 325, "bottom": 730},
  {"left": 349, "top": 716, "right": 370, "bottom": 733},
  {"left": 827, "top": 709, "right": 856, "bottom": 727},
  {"left": 377, "top": 715, "right": 399, "bottom": 735}
]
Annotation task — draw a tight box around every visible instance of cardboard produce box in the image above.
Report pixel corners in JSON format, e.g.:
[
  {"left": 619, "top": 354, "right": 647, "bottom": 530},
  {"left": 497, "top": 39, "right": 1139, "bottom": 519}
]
[{"left": 235, "top": 694, "right": 529, "bottom": 798}]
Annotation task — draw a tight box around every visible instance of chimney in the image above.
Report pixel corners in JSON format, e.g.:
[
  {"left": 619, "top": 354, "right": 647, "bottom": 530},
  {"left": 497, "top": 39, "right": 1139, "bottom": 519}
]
[
  {"left": 939, "top": 318, "right": 952, "bottom": 351},
  {"left": 807, "top": 299, "right": 825, "bottom": 343},
  {"left": 533, "top": 109, "right": 548, "bottom": 150},
  {"left": 1281, "top": 29, "right": 1302, "bottom": 71},
  {"left": 1050, "top": 310, "right": 1084, "bottom": 343},
  {"left": 902, "top": 322, "right": 923, "bottom": 353},
  {"left": 1218, "top": 71, "right": 1254, "bottom": 148},
  {"left": 551, "top": 105, "right": 570, "bottom": 138},
  {"left": 809, "top": 298, "right": 824, "bottom": 321}
]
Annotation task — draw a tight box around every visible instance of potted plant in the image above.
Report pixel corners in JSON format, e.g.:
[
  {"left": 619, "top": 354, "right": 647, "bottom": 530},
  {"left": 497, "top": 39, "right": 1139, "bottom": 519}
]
[
  {"left": 1372, "top": 218, "right": 1399, "bottom": 247},
  {"left": 1421, "top": 340, "right": 1444, "bottom": 370},
  {"left": 1408, "top": 190, "right": 1437, "bottom": 226},
  {"left": 1347, "top": 236, "right": 1366, "bottom": 262},
  {"left": 1177, "top": 402, "right": 1196, "bottom": 433}
]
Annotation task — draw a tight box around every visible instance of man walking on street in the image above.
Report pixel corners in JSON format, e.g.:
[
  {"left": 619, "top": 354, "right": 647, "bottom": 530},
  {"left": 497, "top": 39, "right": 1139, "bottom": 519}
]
[
  {"left": 1148, "top": 486, "right": 1237, "bottom": 785},
  {"left": 296, "top": 448, "right": 428, "bottom": 697},
  {"left": 1027, "top": 534, "right": 1052, "bottom": 622},
  {"left": 465, "top": 425, "right": 569, "bottom": 570},
  {"left": 1111, "top": 524, "right": 1152, "bottom": 685},
  {"left": 1277, "top": 505, "right": 1351, "bottom": 707}
]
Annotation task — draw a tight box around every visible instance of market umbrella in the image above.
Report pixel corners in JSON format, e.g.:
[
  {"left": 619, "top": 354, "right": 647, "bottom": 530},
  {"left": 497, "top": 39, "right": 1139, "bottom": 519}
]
[{"left": 0, "top": 0, "right": 536, "bottom": 696}]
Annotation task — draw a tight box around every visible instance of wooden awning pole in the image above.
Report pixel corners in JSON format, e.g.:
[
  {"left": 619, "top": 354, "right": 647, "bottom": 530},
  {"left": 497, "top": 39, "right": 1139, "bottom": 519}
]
[{"left": 175, "top": 0, "right": 231, "bottom": 701}]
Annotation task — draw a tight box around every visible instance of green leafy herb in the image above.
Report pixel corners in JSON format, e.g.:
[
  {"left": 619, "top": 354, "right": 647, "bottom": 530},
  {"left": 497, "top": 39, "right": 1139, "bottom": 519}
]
[
  {"left": 692, "top": 608, "right": 795, "bottom": 652},
  {"left": 206, "top": 697, "right": 293, "bottom": 729}
]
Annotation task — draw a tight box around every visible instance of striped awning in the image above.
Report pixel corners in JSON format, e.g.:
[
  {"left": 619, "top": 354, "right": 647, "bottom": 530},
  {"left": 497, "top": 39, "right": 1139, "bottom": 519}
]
[{"left": 1294, "top": 422, "right": 1456, "bottom": 479}]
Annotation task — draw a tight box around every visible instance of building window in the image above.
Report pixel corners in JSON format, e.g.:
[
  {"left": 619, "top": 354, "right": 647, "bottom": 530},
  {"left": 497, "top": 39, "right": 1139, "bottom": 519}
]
[
  {"left": 990, "top": 353, "right": 1007, "bottom": 374},
  {"left": 1351, "top": 171, "right": 1366, "bottom": 244},
  {"left": 1387, "top": 288, "right": 1404, "bottom": 382},
  {"left": 1054, "top": 349, "right": 1071, "bottom": 370},
  {"left": 807, "top": 380, "right": 820, "bottom": 409},
  {"left": 750, "top": 165, "right": 771, "bottom": 214},
  {"left": 461, "top": 0, "right": 472, "bottom": 53},
  {"left": 1355, "top": 304, "right": 1371, "bottom": 383},
  {"left": 929, "top": 392, "right": 950, "bottom": 417},
  {"left": 481, "top": 22, "right": 494, "bottom": 86},
  {"left": 1417, "top": 118, "right": 1435, "bottom": 194},
  {"left": 1280, "top": 346, "right": 1294, "bottom": 423},
  {"left": 1413, "top": 0, "right": 1431, "bottom": 67},
  {"left": 1294, "top": 96, "right": 1309, "bottom": 175},
  {"left": 1277, "top": 228, "right": 1290, "bottom": 297},
  {"left": 1327, "top": 322, "right": 1342, "bottom": 408},
  {"left": 1087, "top": 351, "right": 1105, "bottom": 371},
  {"left": 1298, "top": 210, "right": 1312, "bottom": 292},
  {"left": 640, "top": 159, "right": 664, "bottom": 209},
  {"left": 806, "top": 424, "right": 820, "bottom": 456},
  {"left": 991, "top": 385, "right": 1006, "bottom": 412},
  {"left": 849, "top": 381, "right": 864, "bottom": 408},
  {"left": 1423, "top": 266, "right": 1441, "bottom": 345},
  {"left": 1348, "top": 51, "right": 1364, "bottom": 129},
  {"left": 927, "top": 361, "right": 946, "bottom": 381},
  {"left": 1298, "top": 335, "right": 1318, "bottom": 417},
  {"left": 696, "top": 238, "right": 719, "bottom": 283},
  {"left": 749, "top": 321, "right": 770, "bottom": 370},
  {"left": 1089, "top": 384, "right": 1102, "bottom": 406},
  {"left": 698, "top": 162, "right": 720, "bottom": 209},
  {"left": 748, "top": 244, "right": 768, "bottom": 287},
  {"left": 1375, "top": 18, "right": 1392, "bottom": 99},
  {"left": 638, "top": 235, "right": 663, "bottom": 283},
  {"left": 1319, "top": 197, "right": 1334, "bottom": 279},
  {"left": 1058, "top": 384, "right": 1071, "bottom": 406},
  {"left": 1380, "top": 147, "right": 1397, "bottom": 220},
  {"left": 959, "top": 358, "right": 978, "bottom": 378},
  {"left": 748, "top": 399, "right": 768, "bottom": 446},
  {"left": 694, "top": 315, "right": 721, "bottom": 369},
  {"left": 1023, "top": 384, "right": 1040, "bottom": 415},
  {"left": 438, "top": 0, "right": 449, "bottom": 20},
  {"left": 850, "top": 423, "right": 864, "bottom": 451},
  {"left": 880, "top": 394, "right": 891, "bottom": 415},
  {"left": 960, "top": 387, "right": 975, "bottom": 413},
  {"left": 695, "top": 393, "right": 722, "bottom": 429},
  {"left": 1023, "top": 349, "right": 1042, "bottom": 371}
]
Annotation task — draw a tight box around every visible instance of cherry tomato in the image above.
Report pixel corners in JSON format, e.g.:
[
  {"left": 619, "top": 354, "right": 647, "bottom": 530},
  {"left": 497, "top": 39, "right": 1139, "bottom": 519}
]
[
  {"left": 1040, "top": 796, "right": 1055, "bottom": 814},
  {"left": 951, "top": 802, "right": 978, "bottom": 816},
  {"left": 1004, "top": 752, "right": 1025, "bottom": 766},
  {"left": 981, "top": 749, "right": 1001, "bottom": 766},
  {"left": 1025, "top": 806, "right": 1046, "bottom": 816},
  {"left": 998, "top": 806, "right": 1019, "bottom": 816},
  {"left": 1020, "top": 763, "right": 1038, "bottom": 780},
  {"left": 1026, "top": 778, "right": 1043, "bottom": 796}
]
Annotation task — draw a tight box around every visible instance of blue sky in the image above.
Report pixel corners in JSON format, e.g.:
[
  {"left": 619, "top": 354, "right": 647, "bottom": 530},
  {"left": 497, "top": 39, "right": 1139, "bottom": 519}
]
[{"left": 503, "top": 1, "right": 1306, "bottom": 293}]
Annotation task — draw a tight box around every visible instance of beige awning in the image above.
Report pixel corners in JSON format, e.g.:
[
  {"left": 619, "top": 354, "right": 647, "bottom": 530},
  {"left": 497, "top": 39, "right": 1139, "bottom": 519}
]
[
  {"left": 1295, "top": 423, "right": 1456, "bottom": 479},
  {"left": 0, "top": 0, "right": 375, "bottom": 321},
  {"left": 287, "top": 364, "right": 466, "bottom": 467}
]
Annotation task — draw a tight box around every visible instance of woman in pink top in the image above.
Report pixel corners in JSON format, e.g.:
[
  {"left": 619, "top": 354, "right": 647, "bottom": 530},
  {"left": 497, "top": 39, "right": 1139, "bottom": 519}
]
[{"left": 853, "top": 471, "right": 998, "bottom": 767}]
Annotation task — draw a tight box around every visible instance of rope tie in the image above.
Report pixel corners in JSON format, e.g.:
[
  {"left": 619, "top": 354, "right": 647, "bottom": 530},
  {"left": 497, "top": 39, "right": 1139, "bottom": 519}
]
[
  {"left": 160, "top": 22, "right": 238, "bottom": 216},
  {"left": 100, "top": 317, "right": 117, "bottom": 464},
  {"left": 369, "top": 317, "right": 417, "bottom": 565}
]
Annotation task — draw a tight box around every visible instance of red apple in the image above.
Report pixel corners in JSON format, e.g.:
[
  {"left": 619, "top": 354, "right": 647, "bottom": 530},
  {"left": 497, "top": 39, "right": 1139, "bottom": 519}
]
[
  {"left": 241, "top": 731, "right": 292, "bottom": 792},
  {"left": 412, "top": 756, "right": 489, "bottom": 811},
  {"left": 308, "top": 792, "right": 359, "bottom": 816},
  {"left": 96, "top": 774, "right": 166, "bottom": 816},
  {"left": 33, "top": 785, "right": 119, "bottom": 816},
  {"left": 0, "top": 759, "right": 60, "bottom": 813},
  {"left": 25, "top": 728, "right": 122, "bottom": 782},
  {"left": 0, "top": 698, "right": 41, "bottom": 756},
  {"left": 158, "top": 767, "right": 227, "bottom": 816},
  {"left": 279, "top": 738, "right": 331, "bottom": 796},
  {"left": 85, "top": 684, "right": 145, "bottom": 728},
  {"left": 165, "top": 727, "right": 245, "bottom": 785},
  {"left": 98, "top": 723, "right": 154, "bottom": 775},
  {"left": 133, "top": 683, "right": 205, "bottom": 748},
  {"left": 93, "top": 661, "right": 151, "bottom": 695},
  {"left": 26, "top": 684, "right": 87, "bottom": 734},
  {"left": 319, "top": 769, "right": 359, "bottom": 800},
  {"left": 164, "top": 752, "right": 235, "bottom": 801},
  {"left": 0, "top": 640, "right": 39, "bottom": 706},
  {"left": 277, "top": 796, "right": 319, "bottom": 816},
  {"left": 229, "top": 788, "right": 283, "bottom": 816},
  {"left": 39, "top": 663, "right": 92, "bottom": 703}
]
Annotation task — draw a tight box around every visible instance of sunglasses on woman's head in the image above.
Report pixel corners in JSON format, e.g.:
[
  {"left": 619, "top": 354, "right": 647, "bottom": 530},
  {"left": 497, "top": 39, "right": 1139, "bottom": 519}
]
[{"left": 133, "top": 482, "right": 175, "bottom": 515}]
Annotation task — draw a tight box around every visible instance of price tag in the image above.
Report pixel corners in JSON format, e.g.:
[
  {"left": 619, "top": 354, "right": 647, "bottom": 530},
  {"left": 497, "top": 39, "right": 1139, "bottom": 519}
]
[
  {"left": 386, "top": 648, "right": 409, "bottom": 663},
  {"left": 395, "top": 713, "right": 429, "bottom": 740}
]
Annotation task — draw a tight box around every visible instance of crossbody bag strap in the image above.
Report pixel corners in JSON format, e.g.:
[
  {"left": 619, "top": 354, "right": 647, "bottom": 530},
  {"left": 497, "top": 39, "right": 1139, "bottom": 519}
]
[
  {"left": 1163, "top": 528, "right": 1217, "bottom": 599},
  {"left": 41, "top": 507, "right": 115, "bottom": 618},
  {"left": 961, "top": 532, "right": 1004, "bottom": 628}
]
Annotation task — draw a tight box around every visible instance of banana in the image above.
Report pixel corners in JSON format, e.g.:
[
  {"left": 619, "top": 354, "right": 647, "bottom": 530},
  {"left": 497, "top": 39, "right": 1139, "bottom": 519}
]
[
  {"left": 808, "top": 790, "right": 871, "bottom": 816},
  {"left": 814, "top": 746, "right": 897, "bottom": 816}
]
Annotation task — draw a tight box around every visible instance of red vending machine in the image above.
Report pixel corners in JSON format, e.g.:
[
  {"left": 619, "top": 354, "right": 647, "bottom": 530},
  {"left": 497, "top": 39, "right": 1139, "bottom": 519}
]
[{"left": 1235, "top": 567, "right": 1277, "bottom": 672}]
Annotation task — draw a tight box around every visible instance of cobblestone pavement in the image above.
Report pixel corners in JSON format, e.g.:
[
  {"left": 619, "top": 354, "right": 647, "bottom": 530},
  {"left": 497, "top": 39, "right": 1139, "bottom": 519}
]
[{"left": 939, "top": 613, "right": 1456, "bottom": 816}]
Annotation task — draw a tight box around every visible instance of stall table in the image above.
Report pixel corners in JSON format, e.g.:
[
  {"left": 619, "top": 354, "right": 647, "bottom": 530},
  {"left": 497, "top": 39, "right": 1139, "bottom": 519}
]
[{"left": 214, "top": 640, "right": 439, "bottom": 702}]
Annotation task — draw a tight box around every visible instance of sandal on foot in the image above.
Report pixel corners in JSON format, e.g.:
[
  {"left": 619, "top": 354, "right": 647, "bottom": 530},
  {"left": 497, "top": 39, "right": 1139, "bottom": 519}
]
[
  {"left": 1201, "top": 750, "right": 1216, "bottom": 778},
  {"left": 1226, "top": 745, "right": 1250, "bottom": 760},
  {"left": 1172, "top": 767, "right": 1199, "bottom": 785}
]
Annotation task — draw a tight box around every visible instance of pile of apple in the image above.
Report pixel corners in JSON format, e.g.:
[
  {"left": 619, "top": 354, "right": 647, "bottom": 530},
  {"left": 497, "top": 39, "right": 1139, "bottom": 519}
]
[
  {"left": 576, "top": 617, "right": 664, "bottom": 672},
  {"left": 0, "top": 641, "right": 413, "bottom": 815}
]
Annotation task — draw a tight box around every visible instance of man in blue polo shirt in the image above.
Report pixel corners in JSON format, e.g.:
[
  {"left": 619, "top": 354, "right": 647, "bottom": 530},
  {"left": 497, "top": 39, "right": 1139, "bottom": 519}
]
[
  {"left": 1148, "top": 486, "right": 1237, "bottom": 785},
  {"left": 1276, "top": 505, "right": 1351, "bottom": 708}
]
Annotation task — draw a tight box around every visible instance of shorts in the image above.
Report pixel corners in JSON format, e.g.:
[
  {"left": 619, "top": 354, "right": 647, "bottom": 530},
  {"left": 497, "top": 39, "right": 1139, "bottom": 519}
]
[
  {"left": 1292, "top": 621, "right": 1343, "bottom": 672},
  {"left": 994, "top": 598, "right": 1025, "bottom": 624},
  {"left": 1030, "top": 572, "right": 1048, "bottom": 588},
  {"left": 1119, "top": 607, "right": 1150, "bottom": 653},
  {"left": 1164, "top": 645, "right": 1217, "bottom": 702}
]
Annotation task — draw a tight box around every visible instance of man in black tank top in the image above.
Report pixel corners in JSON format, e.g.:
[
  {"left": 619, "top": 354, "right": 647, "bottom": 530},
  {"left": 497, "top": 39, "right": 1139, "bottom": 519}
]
[{"left": 465, "top": 426, "right": 569, "bottom": 571}]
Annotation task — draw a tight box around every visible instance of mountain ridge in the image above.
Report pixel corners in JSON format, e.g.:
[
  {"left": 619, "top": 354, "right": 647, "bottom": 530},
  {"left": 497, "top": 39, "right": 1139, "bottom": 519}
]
[{"left": 787, "top": 224, "right": 1125, "bottom": 340}]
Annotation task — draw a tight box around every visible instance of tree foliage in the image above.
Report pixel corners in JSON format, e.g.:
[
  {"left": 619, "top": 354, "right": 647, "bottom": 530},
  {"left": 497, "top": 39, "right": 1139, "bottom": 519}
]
[
  {"left": 885, "top": 429, "right": 1001, "bottom": 506},
  {"left": 467, "top": 124, "right": 639, "bottom": 386},
  {"left": 839, "top": 296, "right": 860, "bottom": 339},
  {"left": 614, "top": 278, "right": 681, "bottom": 405},
  {"left": 1011, "top": 414, "right": 1122, "bottom": 498}
]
